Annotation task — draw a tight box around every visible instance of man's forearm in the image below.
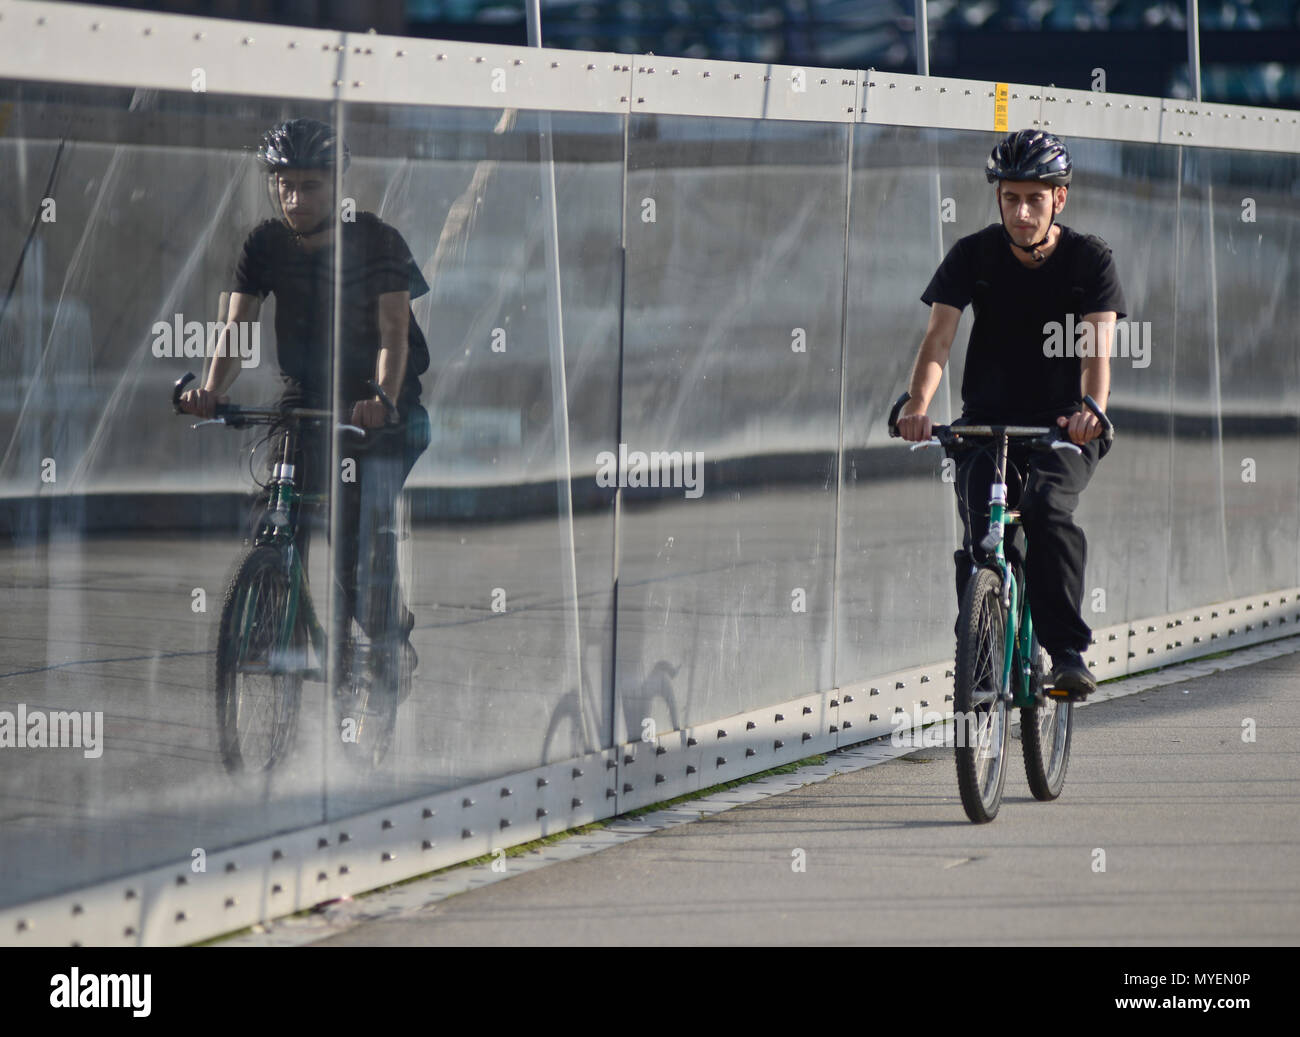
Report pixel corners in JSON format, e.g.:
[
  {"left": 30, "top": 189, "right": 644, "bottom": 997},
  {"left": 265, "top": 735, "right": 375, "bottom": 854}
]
[
  {"left": 905, "top": 337, "right": 949, "bottom": 413},
  {"left": 1081, "top": 357, "right": 1110, "bottom": 411},
  {"left": 374, "top": 338, "right": 407, "bottom": 403},
  {"left": 203, "top": 325, "right": 243, "bottom": 394}
]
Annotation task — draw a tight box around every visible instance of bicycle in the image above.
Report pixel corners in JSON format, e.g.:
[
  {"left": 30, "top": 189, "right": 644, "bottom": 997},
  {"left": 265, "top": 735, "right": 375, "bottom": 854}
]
[
  {"left": 888, "top": 393, "right": 1114, "bottom": 823},
  {"left": 172, "top": 371, "right": 409, "bottom": 773}
]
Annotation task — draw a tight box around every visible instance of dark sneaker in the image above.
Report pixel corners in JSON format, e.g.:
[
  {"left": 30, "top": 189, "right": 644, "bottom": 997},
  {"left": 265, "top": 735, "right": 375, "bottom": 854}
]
[{"left": 1047, "top": 650, "right": 1096, "bottom": 700}]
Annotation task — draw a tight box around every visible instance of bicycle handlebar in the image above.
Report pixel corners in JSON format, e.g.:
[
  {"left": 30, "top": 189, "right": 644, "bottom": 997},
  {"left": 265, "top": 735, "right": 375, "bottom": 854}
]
[
  {"left": 171, "top": 371, "right": 400, "bottom": 438},
  {"left": 886, "top": 390, "right": 1115, "bottom": 446}
]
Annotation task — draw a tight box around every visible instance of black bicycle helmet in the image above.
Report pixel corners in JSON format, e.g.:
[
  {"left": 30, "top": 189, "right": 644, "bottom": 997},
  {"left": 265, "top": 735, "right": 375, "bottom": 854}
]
[
  {"left": 987, "top": 129, "right": 1072, "bottom": 260},
  {"left": 985, "top": 129, "right": 1071, "bottom": 187},
  {"left": 257, "top": 117, "right": 350, "bottom": 173}
]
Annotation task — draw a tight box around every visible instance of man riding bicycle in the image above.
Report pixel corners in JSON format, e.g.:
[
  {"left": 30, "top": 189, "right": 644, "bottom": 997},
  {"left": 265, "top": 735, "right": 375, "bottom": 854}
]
[
  {"left": 896, "top": 129, "right": 1126, "bottom": 699},
  {"left": 178, "top": 117, "right": 431, "bottom": 675}
]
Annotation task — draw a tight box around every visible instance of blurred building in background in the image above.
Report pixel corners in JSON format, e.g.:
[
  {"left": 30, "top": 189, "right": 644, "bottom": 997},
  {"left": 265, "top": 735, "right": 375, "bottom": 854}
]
[{"left": 74, "top": 0, "right": 1300, "bottom": 107}]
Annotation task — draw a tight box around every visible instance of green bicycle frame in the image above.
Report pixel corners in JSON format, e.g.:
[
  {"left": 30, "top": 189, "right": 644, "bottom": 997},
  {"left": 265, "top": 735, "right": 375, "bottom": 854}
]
[{"left": 985, "top": 475, "right": 1039, "bottom": 710}]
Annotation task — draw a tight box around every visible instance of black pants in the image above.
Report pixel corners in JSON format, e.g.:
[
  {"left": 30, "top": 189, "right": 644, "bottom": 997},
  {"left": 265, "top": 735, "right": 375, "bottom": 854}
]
[
  {"left": 952, "top": 433, "right": 1109, "bottom": 658},
  {"left": 265, "top": 405, "right": 430, "bottom": 641}
]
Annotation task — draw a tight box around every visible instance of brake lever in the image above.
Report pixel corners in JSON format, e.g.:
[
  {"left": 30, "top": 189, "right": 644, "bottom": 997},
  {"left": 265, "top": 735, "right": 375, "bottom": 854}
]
[
  {"left": 1050, "top": 439, "right": 1084, "bottom": 456},
  {"left": 190, "top": 418, "right": 228, "bottom": 429}
]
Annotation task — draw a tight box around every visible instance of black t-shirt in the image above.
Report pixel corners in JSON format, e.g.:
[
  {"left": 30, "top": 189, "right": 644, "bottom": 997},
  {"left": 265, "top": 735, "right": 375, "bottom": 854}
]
[
  {"left": 232, "top": 212, "right": 429, "bottom": 413},
  {"left": 920, "top": 223, "right": 1127, "bottom": 425}
]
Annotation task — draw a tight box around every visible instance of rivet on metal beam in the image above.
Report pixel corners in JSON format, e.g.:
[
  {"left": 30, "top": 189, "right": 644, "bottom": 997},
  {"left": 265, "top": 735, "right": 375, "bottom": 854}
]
[
  {"left": 717, "top": 729, "right": 727, "bottom": 739},
  {"left": 656, "top": 745, "right": 667, "bottom": 755},
  {"left": 774, "top": 713, "right": 784, "bottom": 722},
  {"left": 869, "top": 714, "right": 878, "bottom": 721},
  {"left": 272, "top": 883, "right": 283, "bottom": 894},
  {"left": 716, "top": 757, "right": 727, "bottom": 766},
  {"left": 243, "top": 36, "right": 255, "bottom": 45},
  {"left": 624, "top": 754, "right": 634, "bottom": 764},
  {"left": 920, "top": 700, "right": 929, "bottom": 708},
  {"left": 421, "top": 840, "right": 434, "bottom": 851},
  {"left": 463, "top": 798, "right": 475, "bottom": 807},
  {"left": 224, "top": 897, "right": 236, "bottom": 909},
  {"left": 654, "top": 774, "right": 665, "bottom": 784},
  {"left": 317, "top": 872, "right": 328, "bottom": 881},
  {"left": 920, "top": 675, "right": 930, "bottom": 683},
  {"left": 462, "top": 829, "right": 473, "bottom": 838},
  {"left": 745, "top": 748, "right": 756, "bottom": 757},
  {"left": 339, "top": 865, "right": 350, "bottom": 875},
  {"left": 802, "top": 706, "right": 812, "bottom": 715},
  {"left": 774, "top": 739, "right": 784, "bottom": 749},
  {"left": 572, "top": 768, "right": 584, "bottom": 778},
  {"left": 175, "top": 912, "right": 186, "bottom": 923},
  {"left": 844, "top": 694, "right": 854, "bottom": 703},
  {"left": 746, "top": 721, "right": 756, "bottom": 730},
  {"left": 686, "top": 765, "right": 697, "bottom": 774},
  {"left": 225, "top": 861, "right": 238, "bottom": 872},
  {"left": 843, "top": 721, "right": 852, "bottom": 729},
  {"left": 500, "top": 819, "right": 510, "bottom": 830},
  {"left": 829, "top": 699, "right": 839, "bottom": 708},
  {"left": 606, "top": 788, "right": 616, "bottom": 798},
  {"left": 537, "top": 808, "right": 548, "bottom": 818},
  {"left": 572, "top": 798, "right": 583, "bottom": 808},
  {"left": 16, "top": 920, "right": 29, "bottom": 932},
  {"left": 895, "top": 681, "right": 905, "bottom": 689},
  {"left": 537, "top": 777, "right": 549, "bottom": 787},
  {"left": 124, "top": 927, "right": 136, "bottom": 938},
  {"left": 801, "top": 733, "right": 811, "bottom": 742},
  {"left": 175, "top": 875, "right": 188, "bottom": 886},
  {"left": 829, "top": 725, "right": 838, "bottom": 733},
  {"left": 339, "top": 832, "right": 351, "bottom": 843},
  {"left": 71, "top": 904, "right": 83, "bottom": 915},
  {"left": 125, "top": 889, "right": 138, "bottom": 900},
  {"left": 500, "top": 787, "right": 512, "bottom": 798},
  {"left": 606, "top": 759, "right": 617, "bottom": 770},
  {"left": 623, "top": 783, "right": 633, "bottom": 793},
  {"left": 423, "top": 808, "right": 435, "bottom": 819},
  {"left": 870, "top": 688, "right": 879, "bottom": 695},
  {"left": 687, "top": 737, "right": 697, "bottom": 746}
]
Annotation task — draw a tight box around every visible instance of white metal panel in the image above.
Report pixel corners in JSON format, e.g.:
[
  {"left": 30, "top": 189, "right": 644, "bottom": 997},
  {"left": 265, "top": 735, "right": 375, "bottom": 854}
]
[
  {"left": 343, "top": 37, "right": 631, "bottom": 115},
  {"left": 0, "top": 0, "right": 341, "bottom": 100},
  {"left": 629, "top": 56, "right": 857, "bottom": 122},
  {"left": 1040, "top": 87, "right": 1164, "bottom": 144}
]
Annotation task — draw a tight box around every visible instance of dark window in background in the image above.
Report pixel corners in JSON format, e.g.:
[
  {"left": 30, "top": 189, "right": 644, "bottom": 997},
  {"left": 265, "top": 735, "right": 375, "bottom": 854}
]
[{"left": 63, "top": 1, "right": 1300, "bottom": 108}]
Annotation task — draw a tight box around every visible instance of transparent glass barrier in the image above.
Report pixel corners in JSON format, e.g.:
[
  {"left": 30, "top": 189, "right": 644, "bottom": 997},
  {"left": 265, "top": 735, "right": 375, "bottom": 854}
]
[
  {"left": 838, "top": 125, "right": 964, "bottom": 682},
  {"left": 0, "top": 83, "right": 336, "bottom": 906},
  {"left": 1198, "top": 147, "right": 1300, "bottom": 601},
  {"left": 617, "top": 114, "right": 846, "bottom": 734},
  {"left": 320, "top": 106, "right": 623, "bottom": 818},
  {"left": 3, "top": 66, "right": 1298, "bottom": 912}
]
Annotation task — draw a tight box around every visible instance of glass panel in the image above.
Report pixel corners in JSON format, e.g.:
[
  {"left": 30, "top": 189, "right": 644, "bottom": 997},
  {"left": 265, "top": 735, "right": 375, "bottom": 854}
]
[{"left": 618, "top": 113, "right": 846, "bottom": 734}]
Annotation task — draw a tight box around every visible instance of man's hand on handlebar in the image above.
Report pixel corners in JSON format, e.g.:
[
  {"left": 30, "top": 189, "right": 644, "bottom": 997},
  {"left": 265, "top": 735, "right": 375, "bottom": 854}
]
[
  {"left": 1057, "top": 409, "right": 1101, "bottom": 446},
  {"left": 896, "top": 408, "right": 933, "bottom": 443},
  {"left": 177, "top": 387, "right": 228, "bottom": 419},
  {"left": 351, "top": 397, "right": 396, "bottom": 430}
]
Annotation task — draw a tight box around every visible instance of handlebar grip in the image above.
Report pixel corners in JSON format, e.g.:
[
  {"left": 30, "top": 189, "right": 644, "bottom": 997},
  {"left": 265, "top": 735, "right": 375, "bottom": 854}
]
[
  {"left": 887, "top": 391, "right": 911, "bottom": 438},
  {"left": 172, "top": 372, "right": 195, "bottom": 414},
  {"left": 1082, "top": 394, "right": 1115, "bottom": 445}
]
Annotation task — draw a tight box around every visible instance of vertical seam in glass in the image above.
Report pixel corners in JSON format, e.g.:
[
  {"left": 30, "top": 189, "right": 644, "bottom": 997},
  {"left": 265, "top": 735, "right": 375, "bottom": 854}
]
[
  {"left": 832, "top": 117, "right": 855, "bottom": 695},
  {"left": 610, "top": 107, "right": 630, "bottom": 751},
  {"left": 1165, "top": 146, "right": 1184, "bottom": 616}
]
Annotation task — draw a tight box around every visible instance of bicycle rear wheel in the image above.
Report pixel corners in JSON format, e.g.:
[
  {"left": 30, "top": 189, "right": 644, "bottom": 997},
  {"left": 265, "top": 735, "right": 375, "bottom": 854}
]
[
  {"left": 1021, "top": 631, "right": 1073, "bottom": 800},
  {"left": 214, "top": 545, "right": 305, "bottom": 773},
  {"left": 954, "top": 566, "right": 1011, "bottom": 823}
]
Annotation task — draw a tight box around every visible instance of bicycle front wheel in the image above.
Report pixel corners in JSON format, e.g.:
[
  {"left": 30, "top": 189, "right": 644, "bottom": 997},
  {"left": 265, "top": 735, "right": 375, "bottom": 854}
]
[
  {"left": 953, "top": 566, "right": 1011, "bottom": 823},
  {"left": 214, "top": 545, "right": 305, "bottom": 773},
  {"left": 1021, "top": 632, "right": 1073, "bottom": 800}
]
